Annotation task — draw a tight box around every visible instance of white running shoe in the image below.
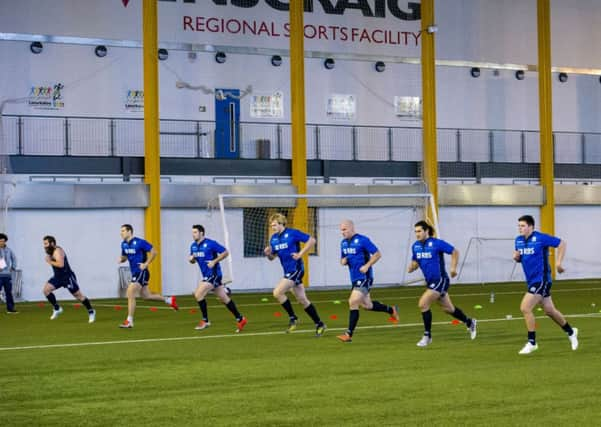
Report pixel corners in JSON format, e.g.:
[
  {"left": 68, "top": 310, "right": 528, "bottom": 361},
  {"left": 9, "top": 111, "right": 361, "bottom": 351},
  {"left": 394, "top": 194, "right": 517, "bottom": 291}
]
[
  {"left": 50, "top": 306, "right": 64, "bottom": 320},
  {"left": 88, "top": 310, "right": 96, "bottom": 324},
  {"left": 569, "top": 328, "right": 579, "bottom": 351},
  {"left": 518, "top": 342, "right": 539, "bottom": 355},
  {"left": 119, "top": 319, "right": 133, "bottom": 328},
  {"left": 416, "top": 336, "right": 432, "bottom": 347},
  {"left": 468, "top": 319, "right": 477, "bottom": 340},
  {"left": 194, "top": 320, "right": 211, "bottom": 330}
]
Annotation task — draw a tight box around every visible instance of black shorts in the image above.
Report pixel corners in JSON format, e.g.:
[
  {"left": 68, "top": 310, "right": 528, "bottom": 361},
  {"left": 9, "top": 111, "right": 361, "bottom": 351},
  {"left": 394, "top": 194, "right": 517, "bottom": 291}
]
[
  {"left": 351, "top": 278, "right": 373, "bottom": 295},
  {"left": 284, "top": 269, "right": 304, "bottom": 286},
  {"left": 131, "top": 269, "right": 150, "bottom": 286},
  {"left": 202, "top": 274, "right": 223, "bottom": 288},
  {"left": 48, "top": 273, "right": 80, "bottom": 294},
  {"left": 527, "top": 282, "right": 552, "bottom": 298},
  {"left": 426, "top": 276, "right": 450, "bottom": 297}
]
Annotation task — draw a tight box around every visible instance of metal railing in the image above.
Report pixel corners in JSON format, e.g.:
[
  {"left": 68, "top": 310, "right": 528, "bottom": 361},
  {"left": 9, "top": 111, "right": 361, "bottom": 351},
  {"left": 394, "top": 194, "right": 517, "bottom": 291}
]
[{"left": 3, "top": 114, "right": 601, "bottom": 164}]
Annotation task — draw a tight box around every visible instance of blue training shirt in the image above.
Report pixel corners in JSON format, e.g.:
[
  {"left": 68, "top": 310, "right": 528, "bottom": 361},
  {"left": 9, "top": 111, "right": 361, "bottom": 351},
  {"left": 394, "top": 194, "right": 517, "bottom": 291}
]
[
  {"left": 121, "top": 237, "right": 153, "bottom": 275},
  {"left": 341, "top": 234, "right": 379, "bottom": 283},
  {"left": 269, "top": 228, "right": 310, "bottom": 275},
  {"left": 190, "top": 238, "right": 226, "bottom": 279},
  {"left": 411, "top": 237, "right": 454, "bottom": 284},
  {"left": 515, "top": 231, "right": 561, "bottom": 286}
]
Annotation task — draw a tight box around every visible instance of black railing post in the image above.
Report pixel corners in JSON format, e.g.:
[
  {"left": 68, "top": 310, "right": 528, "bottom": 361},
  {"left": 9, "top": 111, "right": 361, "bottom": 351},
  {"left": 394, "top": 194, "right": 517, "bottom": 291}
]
[
  {"left": 387, "top": 127, "right": 393, "bottom": 161},
  {"left": 17, "top": 116, "right": 23, "bottom": 155},
  {"left": 315, "top": 126, "right": 320, "bottom": 159},
  {"left": 276, "top": 124, "right": 282, "bottom": 159},
  {"left": 520, "top": 131, "right": 526, "bottom": 163},
  {"left": 351, "top": 126, "right": 357, "bottom": 161},
  {"left": 196, "top": 121, "right": 201, "bottom": 158},
  {"left": 456, "top": 129, "right": 462, "bottom": 162},
  {"left": 109, "top": 119, "right": 115, "bottom": 157},
  {"left": 65, "top": 118, "right": 70, "bottom": 156}
]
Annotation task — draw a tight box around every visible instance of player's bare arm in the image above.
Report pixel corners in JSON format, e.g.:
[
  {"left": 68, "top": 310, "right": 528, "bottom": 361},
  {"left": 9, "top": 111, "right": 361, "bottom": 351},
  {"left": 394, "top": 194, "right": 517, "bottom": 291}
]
[
  {"left": 450, "top": 249, "right": 459, "bottom": 278},
  {"left": 513, "top": 250, "right": 521, "bottom": 263},
  {"left": 46, "top": 247, "right": 65, "bottom": 268},
  {"left": 207, "top": 250, "right": 229, "bottom": 269},
  {"left": 140, "top": 247, "right": 157, "bottom": 270},
  {"left": 264, "top": 246, "right": 276, "bottom": 260},
  {"left": 292, "top": 236, "right": 315, "bottom": 260},
  {"left": 407, "top": 260, "right": 419, "bottom": 273},
  {"left": 556, "top": 239, "right": 566, "bottom": 273},
  {"left": 359, "top": 250, "right": 381, "bottom": 274}
]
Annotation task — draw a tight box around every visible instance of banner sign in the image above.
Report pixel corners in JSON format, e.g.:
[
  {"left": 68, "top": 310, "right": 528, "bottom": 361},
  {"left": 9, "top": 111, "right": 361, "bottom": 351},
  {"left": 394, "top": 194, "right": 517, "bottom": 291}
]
[
  {"left": 125, "top": 89, "right": 144, "bottom": 112},
  {"left": 326, "top": 93, "right": 356, "bottom": 121},
  {"left": 28, "top": 83, "right": 65, "bottom": 110},
  {"left": 250, "top": 91, "right": 284, "bottom": 119},
  {"left": 394, "top": 96, "right": 422, "bottom": 119}
]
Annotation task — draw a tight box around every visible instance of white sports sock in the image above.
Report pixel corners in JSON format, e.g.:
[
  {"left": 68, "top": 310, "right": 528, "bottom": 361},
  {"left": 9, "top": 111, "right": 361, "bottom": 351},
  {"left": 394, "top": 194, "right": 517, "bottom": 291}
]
[{"left": 127, "top": 316, "right": 133, "bottom": 323}]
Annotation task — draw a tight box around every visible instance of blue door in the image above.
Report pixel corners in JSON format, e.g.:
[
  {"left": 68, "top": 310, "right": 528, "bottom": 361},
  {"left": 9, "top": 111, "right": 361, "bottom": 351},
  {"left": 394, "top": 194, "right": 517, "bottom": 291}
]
[{"left": 215, "top": 88, "right": 240, "bottom": 158}]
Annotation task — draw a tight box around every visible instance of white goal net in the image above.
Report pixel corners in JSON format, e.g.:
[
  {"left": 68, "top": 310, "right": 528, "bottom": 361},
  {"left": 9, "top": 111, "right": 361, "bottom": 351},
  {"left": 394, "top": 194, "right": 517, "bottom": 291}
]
[
  {"left": 211, "top": 193, "right": 438, "bottom": 291},
  {"left": 456, "top": 237, "right": 521, "bottom": 284}
]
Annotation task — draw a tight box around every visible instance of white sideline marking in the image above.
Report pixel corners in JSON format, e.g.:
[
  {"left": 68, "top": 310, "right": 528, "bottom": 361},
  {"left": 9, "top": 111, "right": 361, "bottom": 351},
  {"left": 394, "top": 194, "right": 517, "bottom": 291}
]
[{"left": 0, "top": 312, "right": 598, "bottom": 352}]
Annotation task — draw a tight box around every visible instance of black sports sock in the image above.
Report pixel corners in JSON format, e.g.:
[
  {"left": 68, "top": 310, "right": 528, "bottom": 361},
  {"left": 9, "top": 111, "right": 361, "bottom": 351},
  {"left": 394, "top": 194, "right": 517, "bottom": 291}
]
[
  {"left": 422, "top": 310, "right": 432, "bottom": 337},
  {"left": 304, "top": 303, "right": 322, "bottom": 326},
  {"left": 528, "top": 331, "right": 536, "bottom": 345},
  {"left": 197, "top": 299, "right": 208, "bottom": 321},
  {"left": 225, "top": 300, "right": 242, "bottom": 321},
  {"left": 561, "top": 322, "right": 574, "bottom": 335},
  {"left": 371, "top": 300, "right": 392, "bottom": 314},
  {"left": 347, "top": 309, "right": 360, "bottom": 336},
  {"left": 81, "top": 297, "right": 93, "bottom": 313},
  {"left": 46, "top": 293, "right": 60, "bottom": 310},
  {"left": 452, "top": 307, "right": 472, "bottom": 327},
  {"left": 281, "top": 298, "right": 296, "bottom": 319}
]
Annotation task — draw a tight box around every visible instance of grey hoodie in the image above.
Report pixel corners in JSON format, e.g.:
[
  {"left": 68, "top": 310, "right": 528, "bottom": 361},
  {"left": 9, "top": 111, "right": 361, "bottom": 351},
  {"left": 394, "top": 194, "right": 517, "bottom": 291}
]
[{"left": 0, "top": 246, "right": 17, "bottom": 276}]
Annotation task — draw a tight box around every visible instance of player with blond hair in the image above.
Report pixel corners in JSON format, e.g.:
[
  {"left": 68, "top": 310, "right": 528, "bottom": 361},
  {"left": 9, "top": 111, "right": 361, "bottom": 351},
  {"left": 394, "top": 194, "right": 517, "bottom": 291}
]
[{"left": 264, "top": 213, "right": 326, "bottom": 336}]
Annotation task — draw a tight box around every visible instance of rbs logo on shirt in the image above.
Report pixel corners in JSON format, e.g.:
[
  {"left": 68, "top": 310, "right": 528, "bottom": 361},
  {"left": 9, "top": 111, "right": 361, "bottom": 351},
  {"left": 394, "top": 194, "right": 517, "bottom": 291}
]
[
  {"left": 192, "top": 251, "right": 205, "bottom": 258},
  {"left": 342, "top": 248, "right": 357, "bottom": 255},
  {"left": 416, "top": 252, "right": 432, "bottom": 259},
  {"left": 274, "top": 243, "right": 288, "bottom": 251},
  {"left": 123, "top": 248, "right": 136, "bottom": 255},
  {"left": 518, "top": 248, "right": 535, "bottom": 255}
]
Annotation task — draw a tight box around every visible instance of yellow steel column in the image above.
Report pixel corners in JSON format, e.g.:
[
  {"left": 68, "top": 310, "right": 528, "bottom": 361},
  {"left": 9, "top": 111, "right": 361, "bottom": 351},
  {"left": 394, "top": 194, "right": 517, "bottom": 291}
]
[
  {"left": 142, "top": 0, "right": 162, "bottom": 293},
  {"left": 289, "top": 1, "right": 309, "bottom": 285},
  {"left": 537, "top": 0, "right": 556, "bottom": 276},
  {"left": 421, "top": 0, "right": 439, "bottom": 221}
]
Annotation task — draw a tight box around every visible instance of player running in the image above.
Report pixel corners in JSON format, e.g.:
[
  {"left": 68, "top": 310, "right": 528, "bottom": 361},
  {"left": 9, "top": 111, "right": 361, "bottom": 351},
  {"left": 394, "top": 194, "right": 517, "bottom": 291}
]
[
  {"left": 118, "top": 224, "right": 178, "bottom": 328},
  {"left": 513, "top": 215, "right": 578, "bottom": 354},
  {"left": 189, "top": 224, "right": 247, "bottom": 333},
  {"left": 336, "top": 219, "right": 399, "bottom": 343},
  {"left": 42, "top": 235, "right": 96, "bottom": 323},
  {"left": 408, "top": 221, "right": 477, "bottom": 347},
  {"left": 264, "top": 213, "right": 326, "bottom": 337}
]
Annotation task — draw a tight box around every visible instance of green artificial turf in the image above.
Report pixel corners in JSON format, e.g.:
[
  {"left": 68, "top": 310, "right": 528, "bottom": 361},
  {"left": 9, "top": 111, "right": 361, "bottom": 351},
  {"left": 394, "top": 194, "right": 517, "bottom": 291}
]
[{"left": 1, "top": 280, "right": 600, "bottom": 426}]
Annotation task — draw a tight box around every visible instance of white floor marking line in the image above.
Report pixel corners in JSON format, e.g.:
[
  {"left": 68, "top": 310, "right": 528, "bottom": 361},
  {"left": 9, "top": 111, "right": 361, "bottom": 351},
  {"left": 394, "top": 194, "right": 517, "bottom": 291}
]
[{"left": 1, "top": 312, "right": 598, "bottom": 352}]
